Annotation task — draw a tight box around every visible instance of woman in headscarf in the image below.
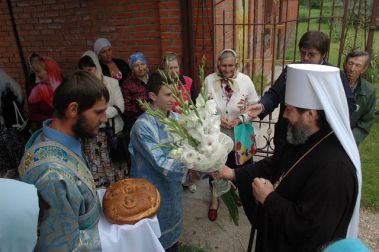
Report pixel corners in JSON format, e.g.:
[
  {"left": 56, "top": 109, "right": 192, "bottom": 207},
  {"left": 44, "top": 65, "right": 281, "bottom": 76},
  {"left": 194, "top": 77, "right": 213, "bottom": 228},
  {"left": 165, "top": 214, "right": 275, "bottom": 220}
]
[
  {"left": 0, "top": 178, "right": 39, "bottom": 252},
  {"left": 121, "top": 52, "right": 150, "bottom": 134},
  {"left": 28, "top": 57, "right": 62, "bottom": 130},
  {"left": 94, "top": 38, "right": 130, "bottom": 86},
  {"left": 78, "top": 51, "right": 127, "bottom": 187},
  {"left": 26, "top": 53, "right": 42, "bottom": 98},
  {"left": 204, "top": 49, "right": 259, "bottom": 221}
]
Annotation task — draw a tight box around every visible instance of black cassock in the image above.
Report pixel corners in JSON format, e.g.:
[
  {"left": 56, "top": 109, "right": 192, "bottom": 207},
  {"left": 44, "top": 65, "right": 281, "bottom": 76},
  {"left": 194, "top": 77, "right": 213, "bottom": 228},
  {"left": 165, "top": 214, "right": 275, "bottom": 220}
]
[{"left": 235, "top": 128, "right": 358, "bottom": 252}]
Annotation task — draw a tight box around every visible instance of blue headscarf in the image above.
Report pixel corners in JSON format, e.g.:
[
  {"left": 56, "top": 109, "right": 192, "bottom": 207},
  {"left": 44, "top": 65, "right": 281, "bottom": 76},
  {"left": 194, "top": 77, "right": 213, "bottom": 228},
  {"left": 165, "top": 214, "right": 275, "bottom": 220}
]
[
  {"left": 128, "top": 52, "right": 147, "bottom": 69},
  {"left": 0, "top": 178, "right": 39, "bottom": 252}
]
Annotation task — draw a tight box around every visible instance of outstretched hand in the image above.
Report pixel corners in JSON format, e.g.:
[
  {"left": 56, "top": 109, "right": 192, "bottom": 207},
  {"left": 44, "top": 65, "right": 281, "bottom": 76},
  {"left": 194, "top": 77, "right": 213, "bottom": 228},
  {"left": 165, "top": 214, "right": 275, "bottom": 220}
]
[
  {"left": 210, "top": 165, "right": 235, "bottom": 181},
  {"left": 246, "top": 103, "right": 263, "bottom": 118}
]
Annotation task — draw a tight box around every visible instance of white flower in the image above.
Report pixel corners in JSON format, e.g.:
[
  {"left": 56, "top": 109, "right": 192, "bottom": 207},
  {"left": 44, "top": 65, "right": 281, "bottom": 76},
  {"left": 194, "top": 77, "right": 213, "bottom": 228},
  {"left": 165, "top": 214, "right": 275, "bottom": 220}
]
[
  {"left": 168, "top": 132, "right": 182, "bottom": 144},
  {"left": 183, "top": 149, "right": 198, "bottom": 164},
  {"left": 169, "top": 148, "right": 183, "bottom": 159},
  {"left": 199, "top": 134, "right": 218, "bottom": 154},
  {"left": 205, "top": 99, "right": 217, "bottom": 115},
  {"left": 195, "top": 95, "right": 206, "bottom": 107}
]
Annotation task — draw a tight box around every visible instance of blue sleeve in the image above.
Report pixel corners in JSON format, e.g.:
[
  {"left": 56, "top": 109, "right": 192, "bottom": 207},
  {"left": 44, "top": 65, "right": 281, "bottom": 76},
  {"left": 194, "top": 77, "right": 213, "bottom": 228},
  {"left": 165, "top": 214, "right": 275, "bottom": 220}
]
[
  {"left": 131, "top": 120, "right": 186, "bottom": 183},
  {"left": 27, "top": 168, "right": 101, "bottom": 252},
  {"left": 259, "top": 68, "right": 287, "bottom": 119}
]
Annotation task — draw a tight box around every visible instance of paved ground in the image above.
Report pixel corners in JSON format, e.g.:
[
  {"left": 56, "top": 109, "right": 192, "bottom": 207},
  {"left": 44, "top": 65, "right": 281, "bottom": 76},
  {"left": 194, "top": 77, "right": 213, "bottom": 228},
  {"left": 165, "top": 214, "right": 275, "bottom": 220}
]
[
  {"left": 181, "top": 178, "right": 252, "bottom": 252},
  {"left": 181, "top": 177, "right": 379, "bottom": 252}
]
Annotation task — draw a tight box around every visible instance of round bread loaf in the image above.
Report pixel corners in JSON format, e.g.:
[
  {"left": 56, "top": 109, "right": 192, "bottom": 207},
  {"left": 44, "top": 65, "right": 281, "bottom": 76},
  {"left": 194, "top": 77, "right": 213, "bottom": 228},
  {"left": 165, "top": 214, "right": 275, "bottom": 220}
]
[{"left": 102, "top": 178, "right": 161, "bottom": 225}]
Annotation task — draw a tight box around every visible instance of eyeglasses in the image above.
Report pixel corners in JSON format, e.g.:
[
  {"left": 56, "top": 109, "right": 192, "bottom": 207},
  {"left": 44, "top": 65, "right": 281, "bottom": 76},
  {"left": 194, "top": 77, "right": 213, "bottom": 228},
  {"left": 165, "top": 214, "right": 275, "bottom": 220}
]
[{"left": 300, "top": 49, "right": 321, "bottom": 59}]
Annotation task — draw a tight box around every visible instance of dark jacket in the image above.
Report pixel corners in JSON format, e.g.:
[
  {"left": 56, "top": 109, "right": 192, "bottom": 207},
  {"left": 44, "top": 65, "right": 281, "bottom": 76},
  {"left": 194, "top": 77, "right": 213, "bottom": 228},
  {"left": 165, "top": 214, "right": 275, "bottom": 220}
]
[
  {"left": 350, "top": 77, "right": 376, "bottom": 145},
  {"left": 100, "top": 58, "right": 130, "bottom": 86}
]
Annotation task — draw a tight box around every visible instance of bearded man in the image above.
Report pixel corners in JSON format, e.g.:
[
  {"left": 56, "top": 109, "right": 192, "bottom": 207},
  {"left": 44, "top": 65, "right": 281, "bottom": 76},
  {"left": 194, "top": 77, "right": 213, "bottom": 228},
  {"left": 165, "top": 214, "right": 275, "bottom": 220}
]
[
  {"left": 18, "top": 71, "right": 109, "bottom": 251},
  {"left": 218, "top": 64, "right": 361, "bottom": 251}
]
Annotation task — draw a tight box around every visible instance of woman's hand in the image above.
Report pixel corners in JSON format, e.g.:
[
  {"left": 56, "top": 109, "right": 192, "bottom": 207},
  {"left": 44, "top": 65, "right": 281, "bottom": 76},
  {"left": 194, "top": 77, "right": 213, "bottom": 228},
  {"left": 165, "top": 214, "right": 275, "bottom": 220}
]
[
  {"left": 229, "top": 118, "right": 241, "bottom": 127},
  {"left": 237, "top": 98, "right": 246, "bottom": 112},
  {"left": 220, "top": 118, "right": 232, "bottom": 129}
]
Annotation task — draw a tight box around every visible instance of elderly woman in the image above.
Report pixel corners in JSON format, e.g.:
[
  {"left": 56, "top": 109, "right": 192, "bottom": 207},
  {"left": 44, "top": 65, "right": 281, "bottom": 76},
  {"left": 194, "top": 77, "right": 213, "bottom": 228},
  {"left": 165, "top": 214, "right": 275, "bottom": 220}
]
[
  {"left": 205, "top": 49, "right": 259, "bottom": 221},
  {"left": 78, "top": 51, "right": 127, "bottom": 187},
  {"left": 121, "top": 52, "right": 150, "bottom": 133},
  {"left": 28, "top": 57, "right": 62, "bottom": 130},
  {"left": 94, "top": 38, "right": 130, "bottom": 86}
]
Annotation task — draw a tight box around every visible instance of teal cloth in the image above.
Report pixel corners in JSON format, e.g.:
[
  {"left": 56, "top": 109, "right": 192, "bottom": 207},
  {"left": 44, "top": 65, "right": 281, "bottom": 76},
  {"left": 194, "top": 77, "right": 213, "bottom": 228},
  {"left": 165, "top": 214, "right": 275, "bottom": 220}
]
[
  {"left": 324, "top": 239, "right": 370, "bottom": 252},
  {"left": 234, "top": 123, "right": 256, "bottom": 165},
  {"left": 0, "top": 178, "right": 39, "bottom": 252}
]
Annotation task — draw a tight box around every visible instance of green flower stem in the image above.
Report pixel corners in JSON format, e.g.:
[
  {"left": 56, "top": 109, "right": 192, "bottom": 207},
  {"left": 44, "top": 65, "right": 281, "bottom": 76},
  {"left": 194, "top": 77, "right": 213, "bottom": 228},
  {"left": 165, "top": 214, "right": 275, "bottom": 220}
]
[{"left": 220, "top": 189, "right": 239, "bottom": 226}]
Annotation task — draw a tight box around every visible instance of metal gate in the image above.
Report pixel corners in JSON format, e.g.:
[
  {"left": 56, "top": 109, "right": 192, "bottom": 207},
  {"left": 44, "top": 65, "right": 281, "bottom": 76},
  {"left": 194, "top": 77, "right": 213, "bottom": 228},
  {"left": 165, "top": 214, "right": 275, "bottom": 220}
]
[{"left": 212, "top": 0, "right": 379, "bottom": 156}]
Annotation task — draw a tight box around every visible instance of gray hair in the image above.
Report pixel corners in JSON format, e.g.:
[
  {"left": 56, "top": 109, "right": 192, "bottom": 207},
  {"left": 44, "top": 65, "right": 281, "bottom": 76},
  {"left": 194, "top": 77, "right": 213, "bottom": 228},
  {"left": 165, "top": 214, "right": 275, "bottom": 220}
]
[
  {"left": 345, "top": 50, "right": 370, "bottom": 67},
  {"left": 218, "top": 49, "right": 238, "bottom": 63}
]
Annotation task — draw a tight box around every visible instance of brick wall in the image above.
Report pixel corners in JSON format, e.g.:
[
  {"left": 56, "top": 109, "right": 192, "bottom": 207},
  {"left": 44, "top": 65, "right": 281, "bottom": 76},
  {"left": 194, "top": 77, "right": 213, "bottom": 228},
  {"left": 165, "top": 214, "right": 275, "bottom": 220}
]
[
  {"left": 0, "top": 0, "right": 23, "bottom": 86},
  {"left": 0, "top": 0, "right": 211, "bottom": 92}
]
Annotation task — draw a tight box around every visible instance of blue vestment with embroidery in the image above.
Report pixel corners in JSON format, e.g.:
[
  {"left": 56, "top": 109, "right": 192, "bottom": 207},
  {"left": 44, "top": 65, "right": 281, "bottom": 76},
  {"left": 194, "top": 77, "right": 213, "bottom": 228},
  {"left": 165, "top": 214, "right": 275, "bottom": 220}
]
[
  {"left": 18, "top": 120, "right": 101, "bottom": 251},
  {"left": 129, "top": 112, "right": 187, "bottom": 249}
]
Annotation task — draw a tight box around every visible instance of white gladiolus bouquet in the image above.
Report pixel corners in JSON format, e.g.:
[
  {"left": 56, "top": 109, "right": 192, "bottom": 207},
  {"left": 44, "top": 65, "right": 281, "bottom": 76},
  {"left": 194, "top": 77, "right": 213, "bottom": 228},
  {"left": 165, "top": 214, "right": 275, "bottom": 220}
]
[{"left": 139, "top": 59, "right": 240, "bottom": 225}]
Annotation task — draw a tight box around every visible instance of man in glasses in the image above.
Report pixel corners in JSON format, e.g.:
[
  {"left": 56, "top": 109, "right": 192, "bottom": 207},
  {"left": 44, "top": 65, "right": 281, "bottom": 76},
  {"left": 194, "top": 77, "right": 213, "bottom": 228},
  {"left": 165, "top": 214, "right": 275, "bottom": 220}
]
[{"left": 246, "top": 31, "right": 355, "bottom": 152}]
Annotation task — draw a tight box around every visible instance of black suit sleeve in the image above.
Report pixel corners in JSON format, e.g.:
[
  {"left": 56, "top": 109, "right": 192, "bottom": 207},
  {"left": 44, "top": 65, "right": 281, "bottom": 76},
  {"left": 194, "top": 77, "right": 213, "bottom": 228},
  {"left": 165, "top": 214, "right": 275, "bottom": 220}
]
[
  {"left": 259, "top": 68, "right": 287, "bottom": 120},
  {"left": 340, "top": 70, "right": 356, "bottom": 115},
  {"left": 235, "top": 156, "right": 276, "bottom": 223}
]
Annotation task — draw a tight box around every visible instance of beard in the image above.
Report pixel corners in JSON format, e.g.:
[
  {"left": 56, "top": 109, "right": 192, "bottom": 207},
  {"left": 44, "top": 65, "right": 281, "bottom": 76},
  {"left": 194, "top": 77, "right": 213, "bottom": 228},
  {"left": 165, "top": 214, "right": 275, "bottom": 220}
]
[
  {"left": 286, "top": 122, "right": 312, "bottom": 145},
  {"left": 73, "top": 114, "right": 97, "bottom": 138}
]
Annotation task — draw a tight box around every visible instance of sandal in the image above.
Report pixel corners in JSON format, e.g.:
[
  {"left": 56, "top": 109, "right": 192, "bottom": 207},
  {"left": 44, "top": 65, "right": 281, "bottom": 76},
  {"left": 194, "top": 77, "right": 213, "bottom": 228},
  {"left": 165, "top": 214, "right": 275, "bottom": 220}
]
[{"left": 208, "top": 199, "right": 219, "bottom": 221}]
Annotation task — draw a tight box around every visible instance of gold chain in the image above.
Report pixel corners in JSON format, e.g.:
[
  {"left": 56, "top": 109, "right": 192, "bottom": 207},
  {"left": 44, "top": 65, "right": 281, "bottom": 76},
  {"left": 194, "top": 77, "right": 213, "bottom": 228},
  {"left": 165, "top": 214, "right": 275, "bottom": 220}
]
[{"left": 273, "top": 131, "right": 334, "bottom": 190}]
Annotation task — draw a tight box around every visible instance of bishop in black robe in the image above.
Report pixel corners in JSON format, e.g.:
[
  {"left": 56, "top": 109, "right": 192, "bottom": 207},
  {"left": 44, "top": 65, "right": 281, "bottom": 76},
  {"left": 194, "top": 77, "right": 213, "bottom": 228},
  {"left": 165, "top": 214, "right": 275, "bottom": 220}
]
[{"left": 235, "top": 128, "right": 358, "bottom": 252}]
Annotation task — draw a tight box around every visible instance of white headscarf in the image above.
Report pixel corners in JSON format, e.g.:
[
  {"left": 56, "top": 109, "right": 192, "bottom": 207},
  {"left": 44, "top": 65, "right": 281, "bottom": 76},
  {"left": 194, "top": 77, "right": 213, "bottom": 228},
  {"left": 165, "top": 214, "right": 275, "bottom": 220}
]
[
  {"left": 81, "top": 50, "right": 103, "bottom": 80},
  {"left": 0, "top": 178, "right": 39, "bottom": 252},
  {"left": 285, "top": 64, "right": 361, "bottom": 238},
  {"left": 94, "top": 38, "right": 111, "bottom": 55},
  {"left": 213, "top": 49, "right": 241, "bottom": 92}
]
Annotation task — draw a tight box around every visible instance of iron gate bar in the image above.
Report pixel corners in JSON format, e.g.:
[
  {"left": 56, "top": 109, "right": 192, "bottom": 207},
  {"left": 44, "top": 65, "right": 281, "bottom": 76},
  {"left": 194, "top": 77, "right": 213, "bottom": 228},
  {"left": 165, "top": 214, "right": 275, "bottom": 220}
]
[
  {"left": 318, "top": 0, "right": 324, "bottom": 31},
  {"left": 212, "top": 0, "right": 378, "bottom": 156},
  {"left": 293, "top": 0, "right": 301, "bottom": 61},
  {"left": 328, "top": 0, "right": 337, "bottom": 42},
  {"left": 338, "top": 0, "right": 352, "bottom": 66},
  {"left": 354, "top": 0, "right": 364, "bottom": 49},
  {"left": 366, "top": 0, "right": 379, "bottom": 55}
]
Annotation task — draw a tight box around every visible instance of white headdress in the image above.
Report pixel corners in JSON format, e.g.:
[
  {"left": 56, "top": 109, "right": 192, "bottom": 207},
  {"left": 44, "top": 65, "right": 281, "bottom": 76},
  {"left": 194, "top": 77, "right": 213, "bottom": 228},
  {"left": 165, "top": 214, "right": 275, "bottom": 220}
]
[{"left": 285, "top": 64, "right": 361, "bottom": 238}]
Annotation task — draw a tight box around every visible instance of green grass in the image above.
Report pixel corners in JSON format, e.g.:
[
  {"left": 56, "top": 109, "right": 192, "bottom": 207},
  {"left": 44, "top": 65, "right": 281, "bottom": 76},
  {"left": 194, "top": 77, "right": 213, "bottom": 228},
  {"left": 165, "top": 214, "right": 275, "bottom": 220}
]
[
  {"left": 179, "top": 243, "right": 212, "bottom": 252},
  {"left": 359, "top": 115, "right": 379, "bottom": 211},
  {"left": 286, "top": 5, "right": 379, "bottom": 69}
]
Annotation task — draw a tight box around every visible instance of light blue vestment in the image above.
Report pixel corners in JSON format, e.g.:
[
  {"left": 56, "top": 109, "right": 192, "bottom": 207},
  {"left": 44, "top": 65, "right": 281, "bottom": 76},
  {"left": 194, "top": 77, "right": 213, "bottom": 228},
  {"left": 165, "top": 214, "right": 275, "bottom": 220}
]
[
  {"left": 129, "top": 112, "right": 187, "bottom": 249},
  {"left": 18, "top": 120, "right": 101, "bottom": 252}
]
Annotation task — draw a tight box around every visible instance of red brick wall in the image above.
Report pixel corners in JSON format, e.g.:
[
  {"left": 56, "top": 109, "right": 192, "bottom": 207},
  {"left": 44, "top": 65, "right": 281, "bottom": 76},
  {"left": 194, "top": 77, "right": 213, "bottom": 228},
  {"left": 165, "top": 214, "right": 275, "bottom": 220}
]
[
  {"left": 191, "top": 0, "right": 214, "bottom": 76},
  {"left": 0, "top": 0, "right": 24, "bottom": 87},
  {"left": 0, "top": 0, "right": 196, "bottom": 90}
]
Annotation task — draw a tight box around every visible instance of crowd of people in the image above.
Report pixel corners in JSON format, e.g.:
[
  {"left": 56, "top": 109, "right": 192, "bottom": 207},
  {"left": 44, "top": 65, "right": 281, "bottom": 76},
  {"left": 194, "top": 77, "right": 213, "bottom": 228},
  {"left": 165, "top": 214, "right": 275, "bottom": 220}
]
[{"left": 0, "top": 30, "right": 376, "bottom": 251}]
